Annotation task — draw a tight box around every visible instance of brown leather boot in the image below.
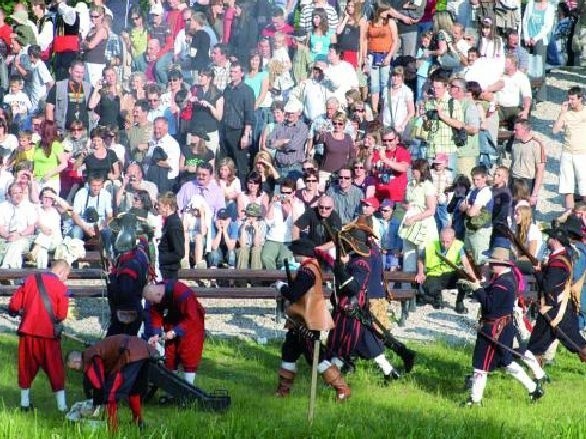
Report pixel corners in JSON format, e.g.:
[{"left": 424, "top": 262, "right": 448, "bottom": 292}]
[
  {"left": 275, "top": 368, "right": 296, "bottom": 397},
  {"left": 322, "top": 365, "right": 351, "bottom": 402},
  {"left": 578, "top": 347, "right": 586, "bottom": 363},
  {"left": 536, "top": 355, "right": 544, "bottom": 367}
]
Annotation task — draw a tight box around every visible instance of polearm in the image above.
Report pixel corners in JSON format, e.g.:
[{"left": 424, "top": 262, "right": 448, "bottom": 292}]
[
  {"left": 284, "top": 259, "right": 319, "bottom": 424},
  {"left": 435, "top": 251, "right": 476, "bottom": 282},
  {"left": 464, "top": 249, "right": 483, "bottom": 281},
  {"left": 498, "top": 224, "right": 540, "bottom": 266}
]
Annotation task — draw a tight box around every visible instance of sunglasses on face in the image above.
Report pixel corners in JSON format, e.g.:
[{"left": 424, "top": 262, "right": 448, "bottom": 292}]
[
  {"left": 339, "top": 176, "right": 351, "bottom": 180},
  {"left": 382, "top": 138, "right": 396, "bottom": 143},
  {"left": 318, "top": 205, "right": 332, "bottom": 210},
  {"left": 333, "top": 122, "right": 344, "bottom": 126},
  {"left": 354, "top": 108, "right": 365, "bottom": 112},
  {"left": 305, "top": 179, "right": 318, "bottom": 182},
  {"left": 354, "top": 165, "right": 363, "bottom": 169},
  {"left": 281, "top": 190, "right": 293, "bottom": 195}
]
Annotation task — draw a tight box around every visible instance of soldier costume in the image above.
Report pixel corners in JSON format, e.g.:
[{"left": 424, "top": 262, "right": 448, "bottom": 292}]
[
  {"left": 522, "top": 226, "right": 586, "bottom": 383},
  {"left": 326, "top": 221, "right": 399, "bottom": 382},
  {"left": 466, "top": 248, "right": 543, "bottom": 406},
  {"left": 274, "top": 239, "right": 351, "bottom": 401}
]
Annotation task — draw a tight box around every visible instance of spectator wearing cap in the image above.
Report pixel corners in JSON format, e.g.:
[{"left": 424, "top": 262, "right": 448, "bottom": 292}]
[
  {"left": 360, "top": 197, "right": 382, "bottom": 238},
  {"left": 237, "top": 202, "right": 266, "bottom": 272},
  {"left": 267, "top": 98, "right": 308, "bottom": 182},
  {"left": 431, "top": 153, "right": 453, "bottom": 232},
  {"left": 261, "top": 179, "right": 304, "bottom": 270},
  {"left": 367, "top": 128, "right": 410, "bottom": 204},
  {"left": 208, "top": 207, "right": 239, "bottom": 271},
  {"left": 381, "top": 66, "right": 415, "bottom": 136},
  {"left": 10, "top": 10, "right": 37, "bottom": 48},
  {"left": 148, "top": 2, "right": 173, "bottom": 56},
  {"left": 449, "top": 77, "right": 481, "bottom": 177},
  {"left": 327, "top": 165, "right": 363, "bottom": 225}
]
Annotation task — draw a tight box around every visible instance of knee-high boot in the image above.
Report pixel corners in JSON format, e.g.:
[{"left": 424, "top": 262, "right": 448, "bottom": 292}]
[
  {"left": 322, "top": 365, "right": 351, "bottom": 401},
  {"left": 386, "top": 336, "right": 416, "bottom": 373},
  {"left": 275, "top": 368, "right": 296, "bottom": 397}
]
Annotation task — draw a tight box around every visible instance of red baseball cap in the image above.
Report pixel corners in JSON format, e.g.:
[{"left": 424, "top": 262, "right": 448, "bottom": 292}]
[{"left": 361, "top": 197, "right": 380, "bottom": 209}]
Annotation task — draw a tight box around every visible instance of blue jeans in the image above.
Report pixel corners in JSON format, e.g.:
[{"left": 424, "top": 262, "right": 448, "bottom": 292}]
[
  {"left": 368, "top": 62, "right": 390, "bottom": 94},
  {"left": 277, "top": 163, "right": 303, "bottom": 182},
  {"left": 208, "top": 247, "right": 236, "bottom": 267},
  {"left": 434, "top": 203, "right": 450, "bottom": 232}
]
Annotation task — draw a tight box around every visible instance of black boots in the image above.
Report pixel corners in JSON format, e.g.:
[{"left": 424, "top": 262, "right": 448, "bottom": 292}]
[
  {"left": 530, "top": 379, "right": 545, "bottom": 402},
  {"left": 383, "top": 369, "right": 401, "bottom": 385},
  {"left": 387, "top": 337, "right": 416, "bottom": 373},
  {"left": 455, "top": 289, "right": 468, "bottom": 314}
]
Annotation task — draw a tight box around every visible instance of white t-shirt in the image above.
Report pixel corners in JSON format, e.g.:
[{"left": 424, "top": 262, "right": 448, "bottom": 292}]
[
  {"left": 527, "top": 223, "right": 545, "bottom": 260},
  {"left": 497, "top": 70, "right": 532, "bottom": 108},
  {"left": 0, "top": 200, "right": 38, "bottom": 232},
  {"left": 303, "top": 80, "right": 330, "bottom": 121},
  {"left": 324, "top": 61, "right": 359, "bottom": 107},
  {"left": 382, "top": 84, "right": 414, "bottom": 129}
]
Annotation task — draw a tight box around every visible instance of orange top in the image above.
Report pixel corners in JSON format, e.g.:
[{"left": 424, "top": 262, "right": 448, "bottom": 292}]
[{"left": 367, "top": 22, "right": 393, "bottom": 53}]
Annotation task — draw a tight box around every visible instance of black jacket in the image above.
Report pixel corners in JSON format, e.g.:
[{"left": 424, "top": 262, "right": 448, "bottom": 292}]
[{"left": 158, "top": 213, "right": 185, "bottom": 273}]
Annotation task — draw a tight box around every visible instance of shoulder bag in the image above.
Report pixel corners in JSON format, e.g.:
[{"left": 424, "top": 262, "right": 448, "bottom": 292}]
[{"left": 35, "top": 274, "right": 64, "bottom": 338}]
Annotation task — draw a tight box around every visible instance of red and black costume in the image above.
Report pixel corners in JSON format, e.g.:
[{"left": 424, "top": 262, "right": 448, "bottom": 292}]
[
  {"left": 106, "top": 246, "right": 150, "bottom": 336},
  {"left": 527, "top": 249, "right": 586, "bottom": 357},
  {"left": 8, "top": 273, "right": 69, "bottom": 393},
  {"left": 146, "top": 280, "right": 205, "bottom": 373},
  {"left": 83, "top": 335, "right": 155, "bottom": 430},
  {"left": 472, "top": 270, "right": 517, "bottom": 371},
  {"left": 327, "top": 254, "right": 385, "bottom": 360}
]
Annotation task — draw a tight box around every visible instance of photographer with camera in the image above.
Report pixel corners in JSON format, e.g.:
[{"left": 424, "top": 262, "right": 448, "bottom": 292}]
[
  {"left": 70, "top": 174, "right": 114, "bottom": 258},
  {"left": 116, "top": 162, "right": 158, "bottom": 214},
  {"left": 422, "top": 73, "right": 464, "bottom": 174},
  {"left": 87, "top": 66, "right": 122, "bottom": 129},
  {"left": 236, "top": 203, "right": 266, "bottom": 272},
  {"left": 367, "top": 128, "right": 410, "bottom": 204}
]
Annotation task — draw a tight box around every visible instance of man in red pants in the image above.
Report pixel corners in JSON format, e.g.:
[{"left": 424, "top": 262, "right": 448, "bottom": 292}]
[
  {"left": 67, "top": 335, "right": 156, "bottom": 431},
  {"left": 8, "top": 259, "right": 71, "bottom": 412},
  {"left": 143, "top": 281, "right": 205, "bottom": 385}
]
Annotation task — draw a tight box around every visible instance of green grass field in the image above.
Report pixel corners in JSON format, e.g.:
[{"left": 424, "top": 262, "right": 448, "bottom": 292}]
[{"left": 0, "top": 333, "right": 585, "bottom": 439}]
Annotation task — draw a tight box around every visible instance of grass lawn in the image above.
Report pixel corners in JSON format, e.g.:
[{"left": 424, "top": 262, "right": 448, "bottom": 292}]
[{"left": 0, "top": 333, "right": 585, "bottom": 439}]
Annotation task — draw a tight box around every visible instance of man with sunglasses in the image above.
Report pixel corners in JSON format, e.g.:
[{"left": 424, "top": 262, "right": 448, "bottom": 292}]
[
  {"left": 369, "top": 128, "right": 410, "bottom": 204},
  {"left": 327, "top": 166, "right": 362, "bottom": 225},
  {"left": 294, "top": 195, "right": 342, "bottom": 258}
]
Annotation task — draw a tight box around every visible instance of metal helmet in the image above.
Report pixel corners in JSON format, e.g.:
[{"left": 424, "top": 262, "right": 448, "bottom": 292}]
[{"left": 114, "top": 214, "right": 138, "bottom": 254}]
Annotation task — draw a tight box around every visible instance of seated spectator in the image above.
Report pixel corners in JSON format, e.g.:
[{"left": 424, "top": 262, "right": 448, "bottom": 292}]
[
  {"left": 216, "top": 157, "right": 241, "bottom": 218},
  {"left": 30, "top": 187, "right": 67, "bottom": 269},
  {"left": 327, "top": 166, "right": 362, "bottom": 224},
  {"left": 237, "top": 171, "right": 270, "bottom": 220},
  {"left": 0, "top": 182, "right": 37, "bottom": 268},
  {"left": 295, "top": 168, "right": 322, "bottom": 208},
  {"left": 237, "top": 202, "right": 266, "bottom": 271},
  {"left": 208, "top": 208, "right": 238, "bottom": 270},
  {"left": 75, "top": 126, "right": 120, "bottom": 185},
  {"left": 261, "top": 179, "right": 304, "bottom": 270},
  {"left": 253, "top": 151, "right": 280, "bottom": 196},
  {"left": 116, "top": 162, "right": 158, "bottom": 214},
  {"left": 182, "top": 195, "right": 212, "bottom": 269},
  {"left": 178, "top": 129, "right": 214, "bottom": 187},
  {"left": 177, "top": 162, "right": 225, "bottom": 215},
  {"left": 131, "top": 38, "right": 172, "bottom": 86},
  {"left": 13, "top": 162, "right": 41, "bottom": 204},
  {"left": 69, "top": 175, "right": 114, "bottom": 258},
  {"left": 0, "top": 118, "right": 18, "bottom": 155}
]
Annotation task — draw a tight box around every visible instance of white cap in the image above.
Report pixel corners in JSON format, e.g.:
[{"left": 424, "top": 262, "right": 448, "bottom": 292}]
[
  {"left": 150, "top": 2, "right": 164, "bottom": 15},
  {"left": 284, "top": 99, "right": 302, "bottom": 114}
]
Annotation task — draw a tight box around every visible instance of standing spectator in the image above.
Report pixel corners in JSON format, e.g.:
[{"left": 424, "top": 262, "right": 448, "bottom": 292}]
[
  {"left": 377, "top": 199, "right": 402, "bottom": 271},
  {"left": 0, "top": 10, "right": 12, "bottom": 48},
  {"left": 23, "top": 45, "right": 53, "bottom": 114},
  {"left": 431, "top": 153, "right": 454, "bottom": 232},
  {"left": 147, "top": 2, "right": 173, "bottom": 55},
  {"left": 45, "top": 60, "right": 91, "bottom": 133},
  {"left": 510, "top": 118, "right": 546, "bottom": 207},
  {"left": 309, "top": 9, "right": 335, "bottom": 62},
  {"left": 387, "top": 0, "right": 426, "bottom": 58},
  {"left": 318, "top": 111, "right": 355, "bottom": 181},
  {"left": 122, "top": 6, "right": 147, "bottom": 60},
  {"left": 245, "top": 51, "right": 271, "bottom": 154},
  {"left": 228, "top": 2, "right": 259, "bottom": 63},
  {"left": 210, "top": 44, "right": 232, "bottom": 92},
  {"left": 505, "top": 29, "right": 530, "bottom": 73},
  {"left": 191, "top": 69, "right": 224, "bottom": 156},
  {"left": 8, "top": 260, "right": 71, "bottom": 412},
  {"left": 368, "top": 128, "right": 410, "bottom": 204},
  {"left": 266, "top": 98, "right": 308, "bottom": 181},
  {"left": 450, "top": 77, "right": 481, "bottom": 177},
  {"left": 82, "top": 5, "right": 108, "bottom": 85},
  {"left": 491, "top": 166, "right": 513, "bottom": 248},
  {"left": 144, "top": 118, "right": 181, "bottom": 194},
  {"left": 60, "top": 120, "right": 87, "bottom": 199},
  {"left": 478, "top": 16, "right": 505, "bottom": 64},
  {"left": 553, "top": 87, "right": 586, "bottom": 212},
  {"left": 327, "top": 166, "right": 363, "bottom": 224},
  {"left": 128, "top": 100, "right": 152, "bottom": 166},
  {"left": 157, "top": 191, "right": 185, "bottom": 280},
  {"left": 88, "top": 65, "right": 122, "bottom": 129},
  {"left": 522, "top": 0, "right": 555, "bottom": 101},
  {"left": 364, "top": 5, "right": 399, "bottom": 113},
  {"left": 261, "top": 179, "right": 304, "bottom": 270},
  {"left": 52, "top": 0, "right": 82, "bottom": 82},
  {"left": 460, "top": 166, "right": 494, "bottom": 265},
  {"left": 492, "top": 55, "right": 532, "bottom": 131},
  {"left": 0, "top": 182, "right": 37, "bottom": 268},
  {"left": 32, "top": 120, "right": 68, "bottom": 194},
  {"left": 221, "top": 62, "right": 254, "bottom": 183},
  {"left": 423, "top": 74, "right": 463, "bottom": 173},
  {"left": 381, "top": 66, "right": 415, "bottom": 135},
  {"left": 324, "top": 45, "right": 358, "bottom": 108},
  {"left": 120, "top": 72, "right": 147, "bottom": 115},
  {"left": 335, "top": 1, "right": 361, "bottom": 67},
  {"left": 299, "top": 0, "right": 339, "bottom": 34},
  {"left": 296, "top": 63, "right": 331, "bottom": 124},
  {"left": 146, "top": 84, "right": 177, "bottom": 137}
]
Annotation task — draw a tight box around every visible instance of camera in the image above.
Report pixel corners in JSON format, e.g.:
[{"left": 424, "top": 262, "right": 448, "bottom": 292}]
[
  {"left": 129, "top": 175, "right": 137, "bottom": 182},
  {"left": 426, "top": 109, "right": 439, "bottom": 121}
]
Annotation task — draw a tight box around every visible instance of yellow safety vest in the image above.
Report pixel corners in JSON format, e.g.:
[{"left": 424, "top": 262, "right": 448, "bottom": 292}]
[{"left": 425, "top": 240, "right": 464, "bottom": 277}]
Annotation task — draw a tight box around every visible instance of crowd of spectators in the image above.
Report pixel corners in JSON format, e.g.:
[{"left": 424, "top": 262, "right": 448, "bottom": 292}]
[{"left": 0, "top": 0, "right": 584, "bottom": 283}]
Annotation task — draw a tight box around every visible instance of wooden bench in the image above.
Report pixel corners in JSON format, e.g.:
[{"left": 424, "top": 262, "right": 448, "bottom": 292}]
[{"left": 0, "top": 269, "right": 418, "bottom": 323}]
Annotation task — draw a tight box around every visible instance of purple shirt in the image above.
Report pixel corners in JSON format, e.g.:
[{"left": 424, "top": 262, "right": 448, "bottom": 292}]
[{"left": 176, "top": 179, "right": 226, "bottom": 215}]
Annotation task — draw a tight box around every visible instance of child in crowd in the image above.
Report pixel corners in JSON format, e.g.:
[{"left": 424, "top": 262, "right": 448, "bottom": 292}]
[
  {"left": 271, "top": 32, "right": 294, "bottom": 101},
  {"left": 2, "top": 76, "right": 32, "bottom": 130},
  {"left": 291, "top": 31, "right": 312, "bottom": 84},
  {"left": 377, "top": 199, "right": 402, "bottom": 271},
  {"left": 9, "top": 131, "right": 35, "bottom": 169},
  {"left": 237, "top": 203, "right": 266, "bottom": 272},
  {"left": 415, "top": 31, "right": 433, "bottom": 102},
  {"left": 431, "top": 153, "right": 453, "bottom": 232},
  {"left": 446, "top": 174, "right": 471, "bottom": 241}
]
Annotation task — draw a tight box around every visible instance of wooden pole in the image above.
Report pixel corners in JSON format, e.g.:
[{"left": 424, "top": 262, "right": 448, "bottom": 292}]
[{"left": 307, "top": 339, "right": 320, "bottom": 423}]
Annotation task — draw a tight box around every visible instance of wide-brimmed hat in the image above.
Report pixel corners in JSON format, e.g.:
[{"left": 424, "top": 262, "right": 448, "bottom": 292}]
[
  {"left": 245, "top": 203, "right": 262, "bottom": 217},
  {"left": 339, "top": 221, "right": 374, "bottom": 257},
  {"left": 485, "top": 247, "right": 513, "bottom": 266},
  {"left": 561, "top": 215, "right": 585, "bottom": 239},
  {"left": 11, "top": 10, "right": 29, "bottom": 25},
  {"left": 543, "top": 227, "right": 570, "bottom": 247},
  {"left": 289, "top": 239, "right": 316, "bottom": 258}
]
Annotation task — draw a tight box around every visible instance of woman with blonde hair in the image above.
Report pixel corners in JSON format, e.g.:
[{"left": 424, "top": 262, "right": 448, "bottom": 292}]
[
  {"left": 82, "top": 5, "right": 109, "bottom": 85},
  {"left": 513, "top": 201, "right": 544, "bottom": 273},
  {"left": 120, "top": 72, "right": 147, "bottom": 114},
  {"left": 317, "top": 112, "right": 355, "bottom": 183},
  {"left": 216, "top": 157, "right": 241, "bottom": 217},
  {"left": 253, "top": 151, "right": 280, "bottom": 196}
]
